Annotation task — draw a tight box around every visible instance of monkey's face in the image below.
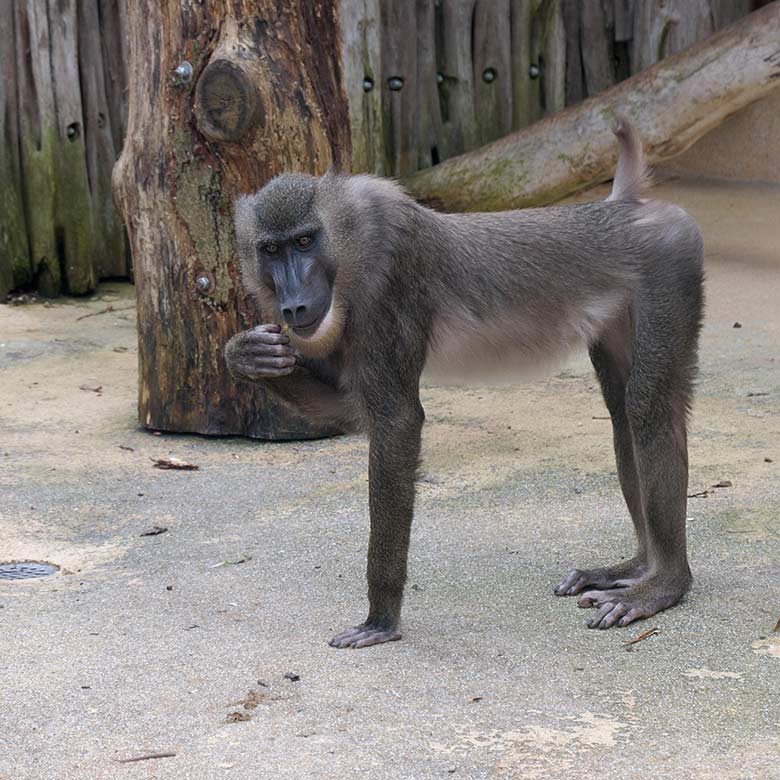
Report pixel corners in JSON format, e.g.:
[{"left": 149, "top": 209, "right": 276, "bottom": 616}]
[
  {"left": 255, "top": 228, "right": 334, "bottom": 336},
  {"left": 234, "top": 174, "right": 345, "bottom": 358}
]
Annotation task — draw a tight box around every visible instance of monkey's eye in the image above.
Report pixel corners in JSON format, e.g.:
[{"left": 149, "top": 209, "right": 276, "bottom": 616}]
[
  {"left": 296, "top": 235, "right": 313, "bottom": 249},
  {"left": 262, "top": 241, "right": 279, "bottom": 254}
]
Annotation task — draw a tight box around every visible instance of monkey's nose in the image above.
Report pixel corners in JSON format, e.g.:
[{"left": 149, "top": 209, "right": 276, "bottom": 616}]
[{"left": 281, "top": 304, "right": 308, "bottom": 328}]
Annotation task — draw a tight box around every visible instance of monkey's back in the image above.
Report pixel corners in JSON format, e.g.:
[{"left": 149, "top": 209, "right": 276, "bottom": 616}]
[{"left": 422, "top": 198, "right": 702, "bottom": 381}]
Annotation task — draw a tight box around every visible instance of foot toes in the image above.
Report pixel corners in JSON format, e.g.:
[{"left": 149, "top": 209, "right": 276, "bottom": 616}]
[
  {"left": 329, "top": 624, "right": 401, "bottom": 649},
  {"left": 328, "top": 626, "right": 364, "bottom": 647},
  {"left": 598, "top": 603, "right": 630, "bottom": 630},
  {"left": 618, "top": 607, "right": 644, "bottom": 627},
  {"left": 352, "top": 630, "right": 401, "bottom": 648},
  {"left": 586, "top": 602, "right": 615, "bottom": 628},
  {"left": 554, "top": 570, "right": 579, "bottom": 595},
  {"left": 577, "top": 589, "right": 603, "bottom": 608}
]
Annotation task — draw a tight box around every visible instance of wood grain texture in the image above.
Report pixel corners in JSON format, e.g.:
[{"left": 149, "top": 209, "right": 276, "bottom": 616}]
[
  {"left": 632, "top": 0, "right": 713, "bottom": 73},
  {"left": 580, "top": 0, "right": 614, "bottom": 94},
  {"left": 339, "top": 0, "right": 384, "bottom": 173},
  {"left": 1, "top": 0, "right": 129, "bottom": 296},
  {"left": 78, "top": 0, "right": 126, "bottom": 278},
  {"left": 510, "top": 0, "right": 544, "bottom": 130},
  {"left": 0, "top": 0, "right": 30, "bottom": 296},
  {"left": 49, "top": 0, "right": 98, "bottom": 293},
  {"left": 14, "top": 0, "right": 61, "bottom": 296},
  {"left": 415, "top": 0, "right": 444, "bottom": 170},
  {"left": 404, "top": 4, "right": 780, "bottom": 212},
  {"left": 113, "top": 0, "right": 350, "bottom": 438},
  {"left": 381, "top": 0, "right": 418, "bottom": 175},
  {"left": 473, "top": 0, "right": 513, "bottom": 146},
  {"left": 438, "top": 0, "right": 478, "bottom": 157}
]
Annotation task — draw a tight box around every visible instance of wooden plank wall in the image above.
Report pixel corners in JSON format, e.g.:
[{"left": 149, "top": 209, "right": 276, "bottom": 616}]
[
  {"left": 340, "top": 0, "right": 762, "bottom": 178},
  {"left": 0, "top": 0, "right": 128, "bottom": 298},
  {"left": 0, "top": 0, "right": 769, "bottom": 297}
]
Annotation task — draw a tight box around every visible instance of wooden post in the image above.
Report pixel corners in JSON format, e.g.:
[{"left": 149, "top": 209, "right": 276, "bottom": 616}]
[
  {"left": 1, "top": 0, "right": 129, "bottom": 298},
  {"left": 0, "top": 0, "right": 30, "bottom": 297},
  {"left": 113, "top": 1, "right": 351, "bottom": 439}
]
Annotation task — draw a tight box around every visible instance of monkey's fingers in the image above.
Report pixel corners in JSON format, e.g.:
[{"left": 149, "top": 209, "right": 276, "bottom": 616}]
[
  {"left": 245, "top": 343, "right": 295, "bottom": 358},
  {"left": 246, "top": 329, "right": 290, "bottom": 346},
  {"left": 329, "top": 623, "right": 401, "bottom": 649},
  {"left": 234, "top": 355, "right": 296, "bottom": 379},
  {"left": 252, "top": 323, "right": 283, "bottom": 334}
]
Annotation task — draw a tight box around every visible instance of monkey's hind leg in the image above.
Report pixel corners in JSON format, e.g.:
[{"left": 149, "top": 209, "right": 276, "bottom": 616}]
[
  {"left": 555, "top": 313, "right": 650, "bottom": 598},
  {"left": 574, "top": 281, "right": 702, "bottom": 629}
]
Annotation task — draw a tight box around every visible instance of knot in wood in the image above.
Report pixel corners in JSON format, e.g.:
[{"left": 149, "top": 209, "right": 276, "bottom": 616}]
[{"left": 194, "top": 59, "right": 263, "bottom": 143}]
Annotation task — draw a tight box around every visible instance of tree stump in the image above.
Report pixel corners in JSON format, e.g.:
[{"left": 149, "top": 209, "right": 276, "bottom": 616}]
[{"left": 113, "top": 1, "right": 350, "bottom": 439}]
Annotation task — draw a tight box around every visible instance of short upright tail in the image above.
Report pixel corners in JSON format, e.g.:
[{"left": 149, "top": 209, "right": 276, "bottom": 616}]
[{"left": 607, "top": 116, "right": 649, "bottom": 202}]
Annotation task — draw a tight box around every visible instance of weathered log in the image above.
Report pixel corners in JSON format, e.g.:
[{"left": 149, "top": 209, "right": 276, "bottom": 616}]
[
  {"left": 48, "top": 0, "right": 98, "bottom": 293},
  {"left": 78, "top": 0, "right": 126, "bottom": 279},
  {"left": 404, "top": 3, "right": 780, "bottom": 212},
  {"left": 381, "top": 0, "right": 419, "bottom": 175},
  {"left": 3, "top": 0, "right": 128, "bottom": 297},
  {"left": 473, "top": 0, "right": 513, "bottom": 146},
  {"left": 339, "top": 0, "right": 384, "bottom": 174},
  {"left": 0, "top": 0, "right": 30, "bottom": 297},
  {"left": 113, "top": 1, "right": 351, "bottom": 438}
]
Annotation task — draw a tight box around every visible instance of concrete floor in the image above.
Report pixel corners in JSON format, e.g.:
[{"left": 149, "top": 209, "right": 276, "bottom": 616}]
[{"left": 1, "top": 174, "right": 778, "bottom": 780}]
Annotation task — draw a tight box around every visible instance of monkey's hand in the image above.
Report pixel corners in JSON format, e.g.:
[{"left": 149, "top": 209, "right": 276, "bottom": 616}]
[{"left": 224, "top": 324, "right": 297, "bottom": 381}]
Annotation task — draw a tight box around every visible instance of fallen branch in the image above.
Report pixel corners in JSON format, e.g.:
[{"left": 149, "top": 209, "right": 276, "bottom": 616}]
[
  {"left": 75, "top": 304, "right": 135, "bottom": 321},
  {"left": 404, "top": 4, "right": 780, "bottom": 211}
]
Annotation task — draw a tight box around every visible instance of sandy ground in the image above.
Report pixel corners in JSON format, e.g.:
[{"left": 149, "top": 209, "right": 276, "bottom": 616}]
[{"left": 0, "top": 173, "right": 779, "bottom": 780}]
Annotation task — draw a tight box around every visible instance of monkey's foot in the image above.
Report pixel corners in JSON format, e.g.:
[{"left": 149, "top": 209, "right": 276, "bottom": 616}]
[
  {"left": 576, "top": 574, "right": 690, "bottom": 629},
  {"left": 329, "top": 622, "right": 401, "bottom": 649},
  {"left": 554, "top": 557, "right": 648, "bottom": 597}
]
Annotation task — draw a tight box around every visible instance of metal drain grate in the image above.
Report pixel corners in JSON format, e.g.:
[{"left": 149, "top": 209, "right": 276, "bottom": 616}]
[{"left": 0, "top": 561, "right": 59, "bottom": 580}]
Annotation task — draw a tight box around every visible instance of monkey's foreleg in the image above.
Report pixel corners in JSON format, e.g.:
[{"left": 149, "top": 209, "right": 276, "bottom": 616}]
[{"left": 329, "top": 399, "right": 424, "bottom": 649}]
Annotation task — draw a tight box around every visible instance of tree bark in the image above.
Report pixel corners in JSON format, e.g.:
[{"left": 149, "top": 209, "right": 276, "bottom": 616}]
[
  {"left": 113, "top": 1, "right": 351, "bottom": 439},
  {"left": 404, "top": 3, "right": 780, "bottom": 212}
]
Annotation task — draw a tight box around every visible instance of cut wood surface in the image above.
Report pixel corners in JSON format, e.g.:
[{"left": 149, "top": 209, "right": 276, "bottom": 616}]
[
  {"left": 113, "top": 1, "right": 350, "bottom": 439},
  {"left": 404, "top": 3, "right": 780, "bottom": 212}
]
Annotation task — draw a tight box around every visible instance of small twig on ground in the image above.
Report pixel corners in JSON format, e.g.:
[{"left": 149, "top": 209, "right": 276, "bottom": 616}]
[
  {"left": 76, "top": 304, "right": 135, "bottom": 321},
  {"left": 773, "top": 616, "right": 780, "bottom": 634},
  {"left": 687, "top": 490, "right": 710, "bottom": 498},
  {"left": 114, "top": 751, "right": 176, "bottom": 764},
  {"left": 624, "top": 627, "right": 661, "bottom": 646},
  {"left": 209, "top": 554, "right": 252, "bottom": 568}
]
